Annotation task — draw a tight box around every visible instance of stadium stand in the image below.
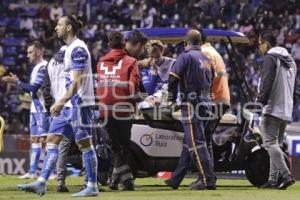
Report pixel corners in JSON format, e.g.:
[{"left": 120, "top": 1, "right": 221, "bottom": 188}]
[{"left": 0, "top": 0, "right": 299, "bottom": 135}]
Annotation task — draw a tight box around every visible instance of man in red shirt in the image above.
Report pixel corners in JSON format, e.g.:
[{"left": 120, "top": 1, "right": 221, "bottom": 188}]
[{"left": 96, "top": 31, "right": 140, "bottom": 191}]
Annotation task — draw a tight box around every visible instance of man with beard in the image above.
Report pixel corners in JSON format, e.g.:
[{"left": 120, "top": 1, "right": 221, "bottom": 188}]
[{"left": 17, "top": 15, "right": 98, "bottom": 197}]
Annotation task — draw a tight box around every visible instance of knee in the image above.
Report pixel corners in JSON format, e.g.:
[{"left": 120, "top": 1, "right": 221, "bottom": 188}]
[
  {"left": 263, "top": 137, "right": 278, "bottom": 149},
  {"left": 264, "top": 141, "right": 279, "bottom": 151},
  {"left": 194, "top": 138, "right": 206, "bottom": 146}
]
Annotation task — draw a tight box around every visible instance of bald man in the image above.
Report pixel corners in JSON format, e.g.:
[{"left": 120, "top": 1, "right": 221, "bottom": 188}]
[{"left": 165, "top": 29, "right": 216, "bottom": 190}]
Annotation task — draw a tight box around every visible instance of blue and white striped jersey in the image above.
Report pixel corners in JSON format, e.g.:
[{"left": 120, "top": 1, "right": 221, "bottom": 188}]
[
  {"left": 47, "top": 46, "right": 72, "bottom": 107},
  {"left": 64, "top": 38, "right": 95, "bottom": 107},
  {"left": 29, "top": 60, "right": 48, "bottom": 113}
]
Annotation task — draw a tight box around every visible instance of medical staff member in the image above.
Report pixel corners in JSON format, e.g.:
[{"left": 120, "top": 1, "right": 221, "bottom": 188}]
[
  {"left": 125, "top": 29, "right": 148, "bottom": 60},
  {"left": 188, "top": 30, "right": 230, "bottom": 188},
  {"left": 96, "top": 31, "right": 140, "bottom": 191},
  {"left": 165, "top": 29, "right": 215, "bottom": 190}
]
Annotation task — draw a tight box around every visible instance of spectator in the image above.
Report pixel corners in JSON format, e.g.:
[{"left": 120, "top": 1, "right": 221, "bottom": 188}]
[
  {"left": 240, "top": 0, "right": 255, "bottom": 23},
  {"left": 291, "top": 38, "right": 300, "bottom": 69},
  {"left": 0, "top": 44, "right": 3, "bottom": 59},
  {"left": 50, "top": 3, "right": 63, "bottom": 22},
  {"left": 131, "top": 3, "right": 143, "bottom": 27},
  {"left": 37, "top": 3, "right": 50, "bottom": 20},
  {"left": 141, "top": 12, "right": 154, "bottom": 28},
  {"left": 83, "top": 24, "right": 97, "bottom": 41},
  {"left": 239, "top": 20, "right": 253, "bottom": 34},
  {"left": 20, "top": 15, "right": 33, "bottom": 31}
]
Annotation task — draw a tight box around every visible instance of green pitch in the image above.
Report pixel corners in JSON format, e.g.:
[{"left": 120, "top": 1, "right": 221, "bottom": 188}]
[{"left": 0, "top": 176, "right": 299, "bottom": 200}]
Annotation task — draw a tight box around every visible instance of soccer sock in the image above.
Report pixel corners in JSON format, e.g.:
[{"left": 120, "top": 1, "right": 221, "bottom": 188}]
[
  {"left": 29, "top": 143, "right": 42, "bottom": 174},
  {"left": 82, "top": 146, "right": 98, "bottom": 188},
  {"left": 38, "top": 143, "right": 59, "bottom": 183},
  {"left": 36, "top": 148, "right": 46, "bottom": 176}
]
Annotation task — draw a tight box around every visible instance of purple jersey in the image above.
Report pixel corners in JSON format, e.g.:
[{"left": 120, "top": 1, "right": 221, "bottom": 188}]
[{"left": 170, "top": 46, "right": 213, "bottom": 103}]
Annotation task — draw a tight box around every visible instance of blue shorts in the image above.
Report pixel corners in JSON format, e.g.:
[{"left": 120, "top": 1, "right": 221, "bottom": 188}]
[
  {"left": 30, "top": 112, "right": 50, "bottom": 137},
  {"left": 48, "top": 106, "right": 94, "bottom": 142}
]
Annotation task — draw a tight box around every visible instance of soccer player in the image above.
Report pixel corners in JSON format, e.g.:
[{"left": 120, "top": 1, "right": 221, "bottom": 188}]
[
  {"left": 42, "top": 45, "right": 71, "bottom": 192},
  {"left": 138, "top": 40, "right": 175, "bottom": 108},
  {"left": 141, "top": 40, "right": 175, "bottom": 96},
  {"left": 2, "top": 41, "right": 49, "bottom": 179},
  {"left": 17, "top": 15, "right": 98, "bottom": 197}
]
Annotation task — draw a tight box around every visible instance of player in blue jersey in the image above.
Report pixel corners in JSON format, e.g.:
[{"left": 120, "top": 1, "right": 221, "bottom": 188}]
[
  {"left": 17, "top": 15, "right": 98, "bottom": 197},
  {"left": 42, "top": 45, "right": 72, "bottom": 192},
  {"left": 140, "top": 40, "right": 175, "bottom": 96},
  {"left": 138, "top": 40, "right": 175, "bottom": 108},
  {"left": 2, "top": 41, "right": 49, "bottom": 179}
]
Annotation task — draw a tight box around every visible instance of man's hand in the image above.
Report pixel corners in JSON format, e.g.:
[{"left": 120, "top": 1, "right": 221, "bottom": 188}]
[
  {"left": 138, "top": 58, "right": 152, "bottom": 68},
  {"left": 165, "top": 101, "right": 176, "bottom": 108},
  {"left": 1, "top": 73, "right": 19, "bottom": 84},
  {"left": 50, "top": 99, "right": 65, "bottom": 116}
]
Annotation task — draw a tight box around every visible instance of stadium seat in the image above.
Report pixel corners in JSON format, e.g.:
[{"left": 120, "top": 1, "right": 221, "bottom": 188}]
[
  {"left": 16, "top": 37, "right": 28, "bottom": 46},
  {"left": 0, "top": 18, "right": 8, "bottom": 27},
  {"left": 2, "top": 37, "right": 19, "bottom": 46},
  {"left": 18, "top": 53, "right": 26, "bottom": 60},
  {"left": 4, "top": 46, "right": 18, "bottom": 56},
  {"left": 2, "top": 37, "right": 26, "bottom": 46},
  {"left": 26, "top": 8, "right": 38, "bottom": 18},
  {"left": 3, "top": 57, "right": 17, "bottom": 66},
  {"left": 7, "top": 18, "right": 20, "bottom": 31}
]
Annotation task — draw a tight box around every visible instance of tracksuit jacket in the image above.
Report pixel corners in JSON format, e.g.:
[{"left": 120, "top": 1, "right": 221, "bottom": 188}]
[{"left": 257, "top": 47, "right": 297, "bottom": 121}]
